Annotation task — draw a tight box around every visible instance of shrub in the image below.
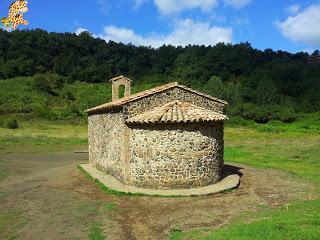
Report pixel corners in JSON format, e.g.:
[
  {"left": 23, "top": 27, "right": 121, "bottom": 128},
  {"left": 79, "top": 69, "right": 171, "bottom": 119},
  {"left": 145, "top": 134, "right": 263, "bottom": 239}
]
[
  {"left": 232, "top": 103, "right": 260, "bottom": 121},
  {"left": 252, "top": 107, "right": 271, "bottom": 124},
  {"left": 32, "top": 104, "right": 61, "bottom": 120},
  {"left": 6, "top": 118, "right": 19, "bottom": 129},
  {"left": 276, "top": 107, "right": 296, "bottom": 123},
  {"left": 32, "top": 73, "right": 66, "bottom": 95},
  {"left": 230, "top": 103, "right": 296, "bottom": 124},
  {"left": 61, "top": 103, "right": 85, "bottom": 120},
  {"left": 225, "top": 116, "right": 251, "bottom": 127}
]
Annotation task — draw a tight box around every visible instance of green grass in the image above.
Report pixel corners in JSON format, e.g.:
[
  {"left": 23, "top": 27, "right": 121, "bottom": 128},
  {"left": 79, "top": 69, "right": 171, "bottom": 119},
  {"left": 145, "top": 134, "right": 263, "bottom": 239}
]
[
  {"left": 170, "top": 200, "right": 320, "bottom": 240},
  {"left": 0, "top": 209, "right": 28, "bottom": 240},
  {"left": 88, "top": 222, "right": 105, "bottom": 240},
  {"left": 223, "top": 112, "right": 320, "bottom": 183},
  {"left": 103, "top": 202, "right": 118, "bottom": 212},
  {"left": 0, "top": 161, "right": 9, "bottom": 181},
  {"left": 170, "top": 113, "right": 320, "bottom": 239},
  {"left": 0, "top": 119, "right": 87, "bottom": 153},
  {"left": 226, "top": 112, "right": 320, "bottom": 135},
  {"left": 0, "top": 112, "right": 319, "bottom": 239},
  {"left": 62, "top": 200, "right": 116, "bottom": 240},
  {"left": 0, "top": 76, "right": 163, "bottom": 123}
]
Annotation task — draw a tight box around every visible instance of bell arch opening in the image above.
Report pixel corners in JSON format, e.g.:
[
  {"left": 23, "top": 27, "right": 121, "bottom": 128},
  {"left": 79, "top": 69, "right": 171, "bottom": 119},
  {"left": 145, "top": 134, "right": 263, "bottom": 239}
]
[
  {"left": 110, "top": 76, "right": 132, "bottom": 101},
  {"left": 119, "top": 85, "right": 126, "bottom": 99}
]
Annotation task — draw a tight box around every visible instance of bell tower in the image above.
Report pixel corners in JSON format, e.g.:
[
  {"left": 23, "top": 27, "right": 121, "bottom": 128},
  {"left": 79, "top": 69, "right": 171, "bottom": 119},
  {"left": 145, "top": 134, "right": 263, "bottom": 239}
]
[{"left": 109, "top": 75, "right": 132, "bottom": 101}]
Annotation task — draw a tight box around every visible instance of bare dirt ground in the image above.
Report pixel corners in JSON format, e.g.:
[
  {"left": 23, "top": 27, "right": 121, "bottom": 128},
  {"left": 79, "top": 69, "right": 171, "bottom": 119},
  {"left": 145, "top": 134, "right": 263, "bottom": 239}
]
[{"left": 0, "top": 150, "right": 312, "bottom": 240}]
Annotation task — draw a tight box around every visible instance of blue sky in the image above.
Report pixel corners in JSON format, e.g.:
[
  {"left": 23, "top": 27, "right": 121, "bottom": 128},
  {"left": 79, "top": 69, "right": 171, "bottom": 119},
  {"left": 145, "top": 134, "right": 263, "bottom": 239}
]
[{"left": 1, "top": 0, "right": 320, "bottom": 52}]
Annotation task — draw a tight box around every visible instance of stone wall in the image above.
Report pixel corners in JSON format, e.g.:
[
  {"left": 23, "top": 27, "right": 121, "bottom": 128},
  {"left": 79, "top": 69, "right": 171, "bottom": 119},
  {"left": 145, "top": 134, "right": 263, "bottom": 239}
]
[
  {"left": 128, "top": 122, "right": 224, "bottom": 189},
  {"left": 124, "top": 87, "right": 225, "bottom": 119},
  {"left": 111, "top": 77, "right": 131, "bottom": 101},
  {"left": 88, "top": 110, "right": 126, "bottom": 181}
]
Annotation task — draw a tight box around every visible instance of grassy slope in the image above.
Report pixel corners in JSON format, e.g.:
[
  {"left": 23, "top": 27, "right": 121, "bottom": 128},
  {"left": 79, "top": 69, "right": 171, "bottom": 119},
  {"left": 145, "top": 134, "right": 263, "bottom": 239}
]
[
  {"left": 171, "top": 113, "right": 320, "bottom": 240},
  {"left": 0, "top": 76, "right": 161, "bottom": 121}
]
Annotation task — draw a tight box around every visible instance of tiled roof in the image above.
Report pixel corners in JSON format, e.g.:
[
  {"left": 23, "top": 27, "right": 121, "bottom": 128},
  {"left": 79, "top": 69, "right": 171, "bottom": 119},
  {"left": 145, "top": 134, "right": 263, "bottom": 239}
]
[
  {"left": 126, "top": 100, "right": 228, "bottom": 124},
  {"left": 85, "top": 82, "right": 228, "bottom": 113}
]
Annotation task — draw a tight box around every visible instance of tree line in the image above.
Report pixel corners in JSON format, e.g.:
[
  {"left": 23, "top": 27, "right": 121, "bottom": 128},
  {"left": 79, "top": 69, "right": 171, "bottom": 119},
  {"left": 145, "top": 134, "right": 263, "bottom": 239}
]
[{"left": 0, "top": 29, "right": 319, "bottom": 123}]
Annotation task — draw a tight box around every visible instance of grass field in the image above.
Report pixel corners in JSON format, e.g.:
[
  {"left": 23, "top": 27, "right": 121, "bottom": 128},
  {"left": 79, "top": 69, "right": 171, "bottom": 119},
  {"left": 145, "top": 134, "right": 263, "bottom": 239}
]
[
  {"left": 0, "top": 119, "right": 87, "bottom": 154},
  {"left": 0, "top": 113, "right": 319, "bottom": 239},
  {"left": 170, "top": 200, "right": 320, "bottom": 240},
  {"left": 171, "top": 113, "right": 320, "bottom": 239},
  {"left": 225, "top": 113, "right": 320, "bottom": 183}
]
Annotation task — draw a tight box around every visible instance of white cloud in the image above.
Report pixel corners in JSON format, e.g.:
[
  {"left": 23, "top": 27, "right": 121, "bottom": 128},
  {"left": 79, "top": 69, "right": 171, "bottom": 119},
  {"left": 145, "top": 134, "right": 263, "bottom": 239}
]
[
  {"left": 75, "top": 27, "right": 89, "bottom": 35},
  {"left": 276, "top": 4, "right": 320, "bottom": 47},
  {"left": 224, "top": 0, "right": 252, "bottom": 9},
  {"left": 153, "top": 0, "right": 219, "bottom": 15},
  {"left": 232, "top": 16, "right": 249, "bottom": 25},
  {"left": 95, "top": 19, "right": 232, "bottom": 47},
  {"left": 301, "top": 48, "right": 315, "bottom": 54},
  {"left": 96, "top": 0, "right": 253, "bottom": 15},
  {"left": 132, "top": 0, "right": 147, "bottom": 9},
  {"left": 97, "top": 0, "right": 111, "bottom": 14},
  {"left": 287, "top": 4, "right": 300, "bottom": 15}
]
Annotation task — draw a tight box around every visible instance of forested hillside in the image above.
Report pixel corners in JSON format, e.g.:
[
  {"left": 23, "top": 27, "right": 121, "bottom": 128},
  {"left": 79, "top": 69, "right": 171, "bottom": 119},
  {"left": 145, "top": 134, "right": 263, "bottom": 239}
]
[{"left": 0, "top": 29, "right": 319, "bottom": 124}]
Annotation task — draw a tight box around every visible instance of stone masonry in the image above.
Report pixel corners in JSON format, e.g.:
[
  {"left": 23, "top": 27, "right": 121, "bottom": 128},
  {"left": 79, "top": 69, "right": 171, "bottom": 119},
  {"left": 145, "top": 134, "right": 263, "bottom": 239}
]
[
  {"left": 129, "top": 122, "right": 224, "bottom": 189},
  {"left": 124, "top": 87, "right": 225, "bottom": 118},
  {"left": 87, "top": 76, "right": 228, "bottom": 190},
  {"left": 88, "top": 110, "right": 125, "bottom": 181}
]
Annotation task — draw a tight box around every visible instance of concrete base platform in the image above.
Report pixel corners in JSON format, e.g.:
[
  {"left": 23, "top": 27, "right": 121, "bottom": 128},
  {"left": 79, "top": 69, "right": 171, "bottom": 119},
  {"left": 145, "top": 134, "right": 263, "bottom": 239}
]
[{"left": 79, "top": 164, "right": 240, "bottom": 197}]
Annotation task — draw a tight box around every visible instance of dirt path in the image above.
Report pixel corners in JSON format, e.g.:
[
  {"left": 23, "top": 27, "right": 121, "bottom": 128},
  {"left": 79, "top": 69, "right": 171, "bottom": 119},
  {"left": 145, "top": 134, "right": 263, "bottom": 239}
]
[{"left": 0, "top": 150, "right": 311, "bottom": 240}]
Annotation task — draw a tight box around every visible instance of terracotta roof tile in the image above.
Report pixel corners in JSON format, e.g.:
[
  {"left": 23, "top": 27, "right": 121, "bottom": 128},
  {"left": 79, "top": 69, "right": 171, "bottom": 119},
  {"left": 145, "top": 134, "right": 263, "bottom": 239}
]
[
  {"left": 85, "top": 82, "right": 228, "bottom": 113},
  {"left": 126, "top": 100, "right": 228, "bottom": 124}
]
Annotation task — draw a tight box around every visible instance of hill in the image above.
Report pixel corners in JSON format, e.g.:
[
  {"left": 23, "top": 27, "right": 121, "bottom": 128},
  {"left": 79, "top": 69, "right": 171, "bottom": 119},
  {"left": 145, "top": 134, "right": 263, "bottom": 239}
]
[{"left": 0, "top": 29, "right": 319, "bottom": 124}]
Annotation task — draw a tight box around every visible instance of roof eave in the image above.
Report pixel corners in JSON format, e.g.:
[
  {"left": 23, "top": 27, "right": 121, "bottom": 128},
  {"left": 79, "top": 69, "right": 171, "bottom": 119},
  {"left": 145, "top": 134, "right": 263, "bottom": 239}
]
[
  {"left": 109, "top": 75, "right": 133, "bottom": 82},
  {"left": 85, "top": 105, "right": 123, "bottom": 114},
  {"left": 125, "top": 118, "right": 228, "bottom": 124},
  {"left": 85, "top": 81, "right": 228, "bottom": 113},
  {"left": 176, "top": 84, "right": 228, "bottom": 105}
]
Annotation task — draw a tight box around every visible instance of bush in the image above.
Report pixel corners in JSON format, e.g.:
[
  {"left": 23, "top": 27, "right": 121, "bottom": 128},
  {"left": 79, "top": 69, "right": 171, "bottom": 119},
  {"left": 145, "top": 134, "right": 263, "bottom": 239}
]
[
  {"left": 252, "top": 106, "right": 271, "bottom": 124},
  {"left": 275, "top": 107, "right": 296, "bottom": 123},
  {"left": 32, "top": 104, "right": 61, "bottom": 120},
  {"left": 32, "top": 73, "right": 66, "bottom": 95},
  {"left": 6, "top": 118, "right": 19, "bottom": 129},
  {"left": 61, "top": 103, "right": 85, "bottom": 120},
  {"left": 231, "top": 103, "right": 261, "bottom": 122},
  {"left": 225, "top": 116, "right": 252, "bottom": 127},
  {"left": 230, "top": 103, "right": 296, "bottom": 124}
]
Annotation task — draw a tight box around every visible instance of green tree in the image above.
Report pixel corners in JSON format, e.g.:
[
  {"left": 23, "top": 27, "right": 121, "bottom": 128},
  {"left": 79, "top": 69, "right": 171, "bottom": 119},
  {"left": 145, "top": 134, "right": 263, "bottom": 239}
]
[
  {"left": 256, "top": 77, "right": 279, "bottom": 106},
  {"left": 224, "top": 81, "right": 243, "bottom": 108},
  {"left": 203, "top": 76, "right": 225, "bottom": 99}
]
